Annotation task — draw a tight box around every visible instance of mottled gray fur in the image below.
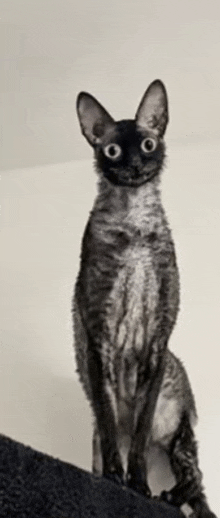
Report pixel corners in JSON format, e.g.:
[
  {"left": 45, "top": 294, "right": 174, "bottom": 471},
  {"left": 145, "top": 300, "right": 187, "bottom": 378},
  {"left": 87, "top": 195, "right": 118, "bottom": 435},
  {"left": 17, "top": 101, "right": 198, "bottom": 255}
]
[{"left": 73, "top": 81, "right": 216, "bottom": 518}]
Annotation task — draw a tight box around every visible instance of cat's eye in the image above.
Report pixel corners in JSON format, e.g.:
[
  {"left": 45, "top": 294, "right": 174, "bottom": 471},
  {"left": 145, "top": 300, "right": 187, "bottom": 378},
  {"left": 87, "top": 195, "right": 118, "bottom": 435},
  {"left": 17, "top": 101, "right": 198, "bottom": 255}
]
[
  {"left": 141, "top": 137, "right": 157, "bottom": 154},
  {"left": 103, "top": 144, "right": 122, "bottom": 160}
]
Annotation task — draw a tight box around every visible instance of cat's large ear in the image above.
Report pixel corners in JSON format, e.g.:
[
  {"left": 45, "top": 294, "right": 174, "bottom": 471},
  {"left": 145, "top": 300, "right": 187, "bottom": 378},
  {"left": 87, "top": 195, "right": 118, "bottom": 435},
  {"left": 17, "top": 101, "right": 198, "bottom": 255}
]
[
  {"left": 135, "top": 80, "right": 168, "bottom": 137},
  {"left": 76, "top": 92, "right": 115, "bottom": 146}
]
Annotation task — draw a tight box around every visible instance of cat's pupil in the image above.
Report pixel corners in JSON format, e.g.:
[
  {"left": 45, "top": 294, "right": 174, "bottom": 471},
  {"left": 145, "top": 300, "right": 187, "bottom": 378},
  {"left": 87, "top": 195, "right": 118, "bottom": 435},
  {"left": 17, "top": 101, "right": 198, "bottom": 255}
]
[
  {"left": 109, "top": 145, "right": 117, "bottom": 156},
  {"left": 145, "top": 139, "right": 153, "bottom": 151}
]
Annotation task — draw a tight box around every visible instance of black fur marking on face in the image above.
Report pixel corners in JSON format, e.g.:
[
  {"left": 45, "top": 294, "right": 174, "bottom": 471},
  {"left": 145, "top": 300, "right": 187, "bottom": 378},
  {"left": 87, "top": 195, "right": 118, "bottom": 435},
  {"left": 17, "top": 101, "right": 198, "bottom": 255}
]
[{"left": 94, "top": 120, "right": 165, "bottom": 187}]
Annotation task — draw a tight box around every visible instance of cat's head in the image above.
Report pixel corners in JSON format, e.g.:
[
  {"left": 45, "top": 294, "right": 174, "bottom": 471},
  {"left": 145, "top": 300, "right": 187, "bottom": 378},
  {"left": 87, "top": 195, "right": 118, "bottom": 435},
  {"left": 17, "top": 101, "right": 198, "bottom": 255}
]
[{"left": 76, "top": 80, "right": 168, "bottom": 188}]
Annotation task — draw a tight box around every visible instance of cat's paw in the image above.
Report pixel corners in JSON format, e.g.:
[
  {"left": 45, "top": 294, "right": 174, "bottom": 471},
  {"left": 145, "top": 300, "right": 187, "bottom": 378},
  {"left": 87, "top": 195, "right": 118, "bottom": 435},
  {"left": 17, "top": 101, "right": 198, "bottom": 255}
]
[
  {"left": 103, "top": 454, "right": 124, "bottom": 486},
  {"left": 160, "top": 490, "right": 176, "bottom": 505},
  {"left": 126, "top": 474, "right": 151, "bottom": 498},
  {"left": 104, "top": 472, "right": 125, "bottom": 486}
]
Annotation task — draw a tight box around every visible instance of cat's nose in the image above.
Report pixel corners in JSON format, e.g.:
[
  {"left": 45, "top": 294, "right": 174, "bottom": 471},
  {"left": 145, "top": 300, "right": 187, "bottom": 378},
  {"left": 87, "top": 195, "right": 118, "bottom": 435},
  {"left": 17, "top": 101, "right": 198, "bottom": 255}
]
[
  {"left": 131, "top": 165, "right": 141, "bottom": 176},
  {"left": 131, "top": 157, "right": 141, "bottom": 173}
]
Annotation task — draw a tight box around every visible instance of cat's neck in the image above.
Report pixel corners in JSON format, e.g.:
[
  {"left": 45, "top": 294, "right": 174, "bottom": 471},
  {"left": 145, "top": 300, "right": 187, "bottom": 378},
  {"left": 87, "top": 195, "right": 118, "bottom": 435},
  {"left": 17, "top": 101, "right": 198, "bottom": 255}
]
[
  {"left": 92, "top": 174, "right": 165, "bottom": 233},
  {"left": 97, "top": 174, "right": 161, "bottom": 207}
]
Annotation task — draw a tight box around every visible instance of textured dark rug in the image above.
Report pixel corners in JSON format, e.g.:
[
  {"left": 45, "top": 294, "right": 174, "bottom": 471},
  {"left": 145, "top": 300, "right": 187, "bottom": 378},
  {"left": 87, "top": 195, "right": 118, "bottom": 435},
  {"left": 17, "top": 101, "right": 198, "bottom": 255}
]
[{"left": 0, "top": 434, "right": 184, "bottom": 517}]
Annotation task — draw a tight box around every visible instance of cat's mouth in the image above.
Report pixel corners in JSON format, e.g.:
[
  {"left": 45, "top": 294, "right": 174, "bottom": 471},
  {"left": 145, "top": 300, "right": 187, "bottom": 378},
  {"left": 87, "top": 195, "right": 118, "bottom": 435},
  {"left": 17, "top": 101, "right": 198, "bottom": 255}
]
[{"left": 105, "top": 162, "right": 158, "bottom": 187}]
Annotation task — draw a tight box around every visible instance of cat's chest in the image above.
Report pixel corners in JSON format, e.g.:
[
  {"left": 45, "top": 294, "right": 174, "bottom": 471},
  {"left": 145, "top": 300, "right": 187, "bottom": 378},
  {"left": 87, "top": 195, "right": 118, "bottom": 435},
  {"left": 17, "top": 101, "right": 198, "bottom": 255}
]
[{"left": 106, "top": 244, "right": 159, "bottom": 351}]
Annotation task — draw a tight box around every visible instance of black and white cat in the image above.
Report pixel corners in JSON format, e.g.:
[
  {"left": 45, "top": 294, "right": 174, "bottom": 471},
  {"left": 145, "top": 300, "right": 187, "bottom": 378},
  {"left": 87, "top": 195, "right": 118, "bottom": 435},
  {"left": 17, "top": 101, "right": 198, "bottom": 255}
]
[{"left": 73, "top": 80, "right": 216, "bottom": 518}]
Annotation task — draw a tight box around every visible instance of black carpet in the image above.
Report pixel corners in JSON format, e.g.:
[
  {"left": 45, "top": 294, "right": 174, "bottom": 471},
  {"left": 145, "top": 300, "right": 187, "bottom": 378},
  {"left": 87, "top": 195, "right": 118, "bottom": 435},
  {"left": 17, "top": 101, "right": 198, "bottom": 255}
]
[{"left": 0, "top": 434, "right": 184, "bottom": 517}]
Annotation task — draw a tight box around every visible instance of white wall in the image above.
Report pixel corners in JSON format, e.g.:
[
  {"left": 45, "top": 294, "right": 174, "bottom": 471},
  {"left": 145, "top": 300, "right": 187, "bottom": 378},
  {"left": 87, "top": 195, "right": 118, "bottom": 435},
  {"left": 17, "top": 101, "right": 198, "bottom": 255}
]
[
  {"left": 1, "top": 160, "right": 96, "bottom": 469},
  {"left": 1, "top": 1, "right": 220, "bottom": 515}
]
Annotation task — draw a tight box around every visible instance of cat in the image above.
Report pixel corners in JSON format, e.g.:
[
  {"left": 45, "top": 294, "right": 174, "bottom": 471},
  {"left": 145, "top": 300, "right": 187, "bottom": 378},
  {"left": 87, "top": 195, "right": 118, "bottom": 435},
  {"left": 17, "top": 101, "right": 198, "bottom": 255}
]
[{"left": 73, "top": 80, "right": 216, "bottom": 518}]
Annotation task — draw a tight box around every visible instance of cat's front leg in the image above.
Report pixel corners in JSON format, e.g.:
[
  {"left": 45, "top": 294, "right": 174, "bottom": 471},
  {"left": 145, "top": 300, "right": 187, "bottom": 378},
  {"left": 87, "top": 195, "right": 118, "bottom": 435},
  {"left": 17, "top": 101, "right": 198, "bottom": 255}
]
[
  {"left": 126, "top": 269, "right": 179, "bottom": 497},
  {"left": 126, "top": 349, "right": 167, "bottom": 498},
  {"left": 87, "top": 343, "right": 124, "bottom": 483}
]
